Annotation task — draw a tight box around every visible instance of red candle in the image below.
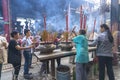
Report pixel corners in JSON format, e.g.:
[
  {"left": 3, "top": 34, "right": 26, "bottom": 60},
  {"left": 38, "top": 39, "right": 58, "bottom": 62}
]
[
  {"left": 66, "top": 14, "right": 68, "bottom": 32},
  {"left": 43, "top": 15, "right": 46, "bottom": 30},
  {"left": 80, "top": 6, "right": 83, "bottom": 30},
  {"left": 66, "top": 13, "right": 68, "bottom": 42},
  {"left": 83, "top": 15, "right": 87, "bottom": 29}
]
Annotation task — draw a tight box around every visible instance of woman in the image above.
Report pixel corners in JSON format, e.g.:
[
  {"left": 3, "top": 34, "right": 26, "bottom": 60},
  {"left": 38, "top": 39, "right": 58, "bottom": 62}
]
[
  {"left": 72, "top": 29, "right": 89, "bottom": 80},
  {"left": 89, "top": 24, "right": 115, "bottom": 80},
  {"left": 0, "top": 35, "right": 7, "bottom": 79},
  {"left": 8, "top": 30, "right": 34, "bottom": 80}
]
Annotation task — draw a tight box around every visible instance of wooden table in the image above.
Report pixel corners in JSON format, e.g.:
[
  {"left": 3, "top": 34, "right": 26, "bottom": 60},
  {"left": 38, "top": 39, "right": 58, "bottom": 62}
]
[{"left": 34, "top": 47, "right": 96, "bottom": 79}]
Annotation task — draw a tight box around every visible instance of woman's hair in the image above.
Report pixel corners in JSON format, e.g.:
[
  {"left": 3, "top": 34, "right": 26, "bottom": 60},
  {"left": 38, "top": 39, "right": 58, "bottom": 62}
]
[
  {"left": 100, "top": 24, "right": 114, "bottom": 43},
  {"left": 11, "top": 30, "right": 19, "bottom": 38},
  {"left": 79, "top": 29, "right": 86, "bottom": 35},
  {"left": 24, "top": 29, "right": 30, "bottom": 35}
]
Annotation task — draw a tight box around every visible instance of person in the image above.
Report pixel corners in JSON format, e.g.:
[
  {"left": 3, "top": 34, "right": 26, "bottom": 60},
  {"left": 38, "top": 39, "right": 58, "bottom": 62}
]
[
  {"left": 89, "top": 24, "right": 115, "bottom": 80},
  {"left": 8, "top": 30, "right": 34, "bottom": 80},
  {"left": 0, "top": 35, "right": 7, "bottom": 80},
  {"left": 54, "top": 36, "right": 61, "bottom": 66},
  {"left": 69, "top": 31, "right": 76, "bottom": 64},
  {"left": 29, "top": 36, "right": 34, "bottom": 69},
  {"left": 22, "top": 29, "right": 35, "bottom": 79},
  {"left": 1, "top": 34, "right": 8, "bottom": 64},
  {"left": 72, "top": 29, "right": 89, "bottom": 80}
]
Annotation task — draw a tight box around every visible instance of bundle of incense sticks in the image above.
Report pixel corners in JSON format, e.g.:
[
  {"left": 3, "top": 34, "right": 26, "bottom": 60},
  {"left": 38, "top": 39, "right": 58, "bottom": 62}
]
[{"left": 80, "top": 5, "right": 87, "bottom": 30}]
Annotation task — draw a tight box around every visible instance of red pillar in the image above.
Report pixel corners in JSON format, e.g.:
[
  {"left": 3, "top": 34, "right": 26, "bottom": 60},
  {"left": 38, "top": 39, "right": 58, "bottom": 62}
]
[{"left": 2, "top": 0, "right": 10, "bottom": 41}]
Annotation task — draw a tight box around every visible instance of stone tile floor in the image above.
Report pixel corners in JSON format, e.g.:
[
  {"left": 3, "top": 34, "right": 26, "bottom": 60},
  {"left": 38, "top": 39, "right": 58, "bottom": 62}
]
[{"left": 1, "top": 57, "right": 120, "bottom": 80}]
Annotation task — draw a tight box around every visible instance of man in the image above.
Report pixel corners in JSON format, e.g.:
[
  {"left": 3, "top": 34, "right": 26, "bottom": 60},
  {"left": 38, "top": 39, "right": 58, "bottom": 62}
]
[{"left": 22, "top": 29, "right": 35, "bottom": 79}]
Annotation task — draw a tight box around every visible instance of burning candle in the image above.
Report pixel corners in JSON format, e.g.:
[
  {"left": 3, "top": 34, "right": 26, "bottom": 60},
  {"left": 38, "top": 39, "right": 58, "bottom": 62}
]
[
  {"left": 80, "top": 6, "right": 83, "bottom": 30},
  {"left": 43, "top": 15, "right": 46, "bottom": 30}
]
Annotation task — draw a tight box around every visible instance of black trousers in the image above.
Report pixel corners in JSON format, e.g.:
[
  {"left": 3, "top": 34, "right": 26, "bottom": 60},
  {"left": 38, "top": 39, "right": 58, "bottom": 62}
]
[
  {"left": 98, "top": 56, "right": 115, "bottom": 80},
  {"left": 12, "top": 63, "right": 21, "bottom": 76}
]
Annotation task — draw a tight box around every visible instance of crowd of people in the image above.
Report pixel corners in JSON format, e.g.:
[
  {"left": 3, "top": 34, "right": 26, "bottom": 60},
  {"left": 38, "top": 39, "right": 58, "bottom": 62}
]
[
  {"left": 0, "top": 24, "right": 116, "bottom": 80},
  {"left": 0, "top": 29, "right": 39, "bottom": 80}
]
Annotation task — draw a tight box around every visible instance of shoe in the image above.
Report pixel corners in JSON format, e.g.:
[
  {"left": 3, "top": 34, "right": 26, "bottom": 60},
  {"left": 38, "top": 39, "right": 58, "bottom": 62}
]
[{"left": 24, "top": 74, "right": 33, "bottom": 79}]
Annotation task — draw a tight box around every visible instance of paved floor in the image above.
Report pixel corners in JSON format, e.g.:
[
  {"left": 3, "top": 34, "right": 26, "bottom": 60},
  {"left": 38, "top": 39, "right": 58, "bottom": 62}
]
[{"left": 1, "top": 57, "right": 120, "bottom": 80}]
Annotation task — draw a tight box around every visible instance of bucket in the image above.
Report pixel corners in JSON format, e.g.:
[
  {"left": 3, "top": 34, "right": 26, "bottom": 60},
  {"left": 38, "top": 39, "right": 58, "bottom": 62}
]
[{"left": 56, "top": 65, "right": 70, "bottom": 80}]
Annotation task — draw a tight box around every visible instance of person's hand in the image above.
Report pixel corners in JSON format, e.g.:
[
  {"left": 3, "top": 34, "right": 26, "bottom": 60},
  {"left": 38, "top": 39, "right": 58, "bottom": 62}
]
[
  {"left": 72, "top": 30, "right": 75, "bottom": 33},
  {"left": 72, "top": 30, "right": 77, "bottom": 36},
  {"left": 32, "top": 38, "right": 37, "bottom": 43}
]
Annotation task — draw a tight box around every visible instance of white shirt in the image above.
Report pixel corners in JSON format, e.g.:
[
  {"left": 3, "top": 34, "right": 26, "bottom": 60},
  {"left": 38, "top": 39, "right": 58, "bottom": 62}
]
[{"left": 22, "top": 36, "right": 33, "bottom": 53}]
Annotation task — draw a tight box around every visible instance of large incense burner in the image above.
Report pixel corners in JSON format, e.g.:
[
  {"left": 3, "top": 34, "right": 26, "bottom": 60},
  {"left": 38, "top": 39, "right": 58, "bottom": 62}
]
[
  {"left": 36, "top": 30, "right": 56, "bottom": 54},
  {"left": 60, "top": 41, "right": 73, "bottom": 51},
  {"left": 60, "top": 32, "right": 73, "bottom": 51},
  {"left": 39, "top": 42, "right": 55, "bottom": 54}
]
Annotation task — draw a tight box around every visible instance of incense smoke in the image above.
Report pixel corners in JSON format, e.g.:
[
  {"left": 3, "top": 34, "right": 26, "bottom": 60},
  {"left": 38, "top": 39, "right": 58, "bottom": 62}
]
[{"left": 10, "top": 0, "right": 110, "bottom": 33}]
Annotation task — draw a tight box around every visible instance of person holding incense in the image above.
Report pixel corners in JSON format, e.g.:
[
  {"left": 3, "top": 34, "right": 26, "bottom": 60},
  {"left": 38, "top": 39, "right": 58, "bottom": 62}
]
[
  {"left": 72, "top": 29, "right": 89, "bottom": 80},
  {"left": 22, "top": 29, "right": 35, "bottom": 79},
  {"left": 89, "top": 24, "right": 115, "bottom": 80}
]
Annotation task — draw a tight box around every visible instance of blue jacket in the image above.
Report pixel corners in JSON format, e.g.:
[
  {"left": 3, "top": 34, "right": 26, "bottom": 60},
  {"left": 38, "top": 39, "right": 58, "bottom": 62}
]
[{"left": 72, "top": 35, "right": 89, "bottom": 63}]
